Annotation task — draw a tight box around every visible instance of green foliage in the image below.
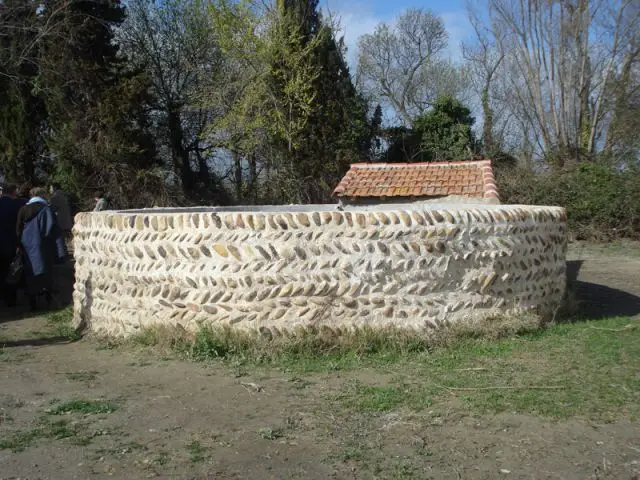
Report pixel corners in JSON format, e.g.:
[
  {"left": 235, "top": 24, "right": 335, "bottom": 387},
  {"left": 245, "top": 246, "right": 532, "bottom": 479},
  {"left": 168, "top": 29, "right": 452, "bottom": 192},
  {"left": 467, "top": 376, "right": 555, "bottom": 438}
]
[
  {"left": 0, "top": 0, "right": 169, "bottom": 207},
  {"left": 382, "top": 126, "right": 422, "bottom": 162},
  {"left": 384, "top": 95, "right": 477, "bottom": 162},
  {"left": 0, "top": 0, "right": 46, "bottom": 183},
  {"left": 414, "top": 95, "right": 477, "bottom": 161},
  {"left": 44, "top": 307, "right": 81, "bottom": 341},
  {"left": 337, "top": 384, "right": 408, "bottom": 412},
  {"left": 496, "top": 161, "right": 640, "bottom": 239},
  {"left": 208, "top": 0, "right": 373, "bottom": 203},
  {"left": 38, "top": 0, "right": 164, "bottom": 208}
]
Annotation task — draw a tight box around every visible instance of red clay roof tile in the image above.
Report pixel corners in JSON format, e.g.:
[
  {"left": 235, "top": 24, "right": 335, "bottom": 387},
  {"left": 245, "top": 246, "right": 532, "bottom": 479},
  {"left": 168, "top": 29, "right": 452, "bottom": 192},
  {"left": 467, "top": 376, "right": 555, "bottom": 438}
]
[{"left": 333, "top": 160, "right": 499, "bottom": 201}]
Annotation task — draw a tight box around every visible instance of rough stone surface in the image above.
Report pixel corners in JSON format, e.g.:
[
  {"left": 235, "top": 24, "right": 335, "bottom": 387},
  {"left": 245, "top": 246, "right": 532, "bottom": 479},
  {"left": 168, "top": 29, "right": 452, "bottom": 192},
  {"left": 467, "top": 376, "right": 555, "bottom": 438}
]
[{"left": 72, "top": 204, "right": 568, "bottom": 337}]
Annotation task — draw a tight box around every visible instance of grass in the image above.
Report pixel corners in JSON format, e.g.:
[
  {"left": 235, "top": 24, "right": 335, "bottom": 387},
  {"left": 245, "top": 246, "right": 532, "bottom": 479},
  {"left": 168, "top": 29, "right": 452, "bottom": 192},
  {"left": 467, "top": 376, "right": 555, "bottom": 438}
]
[
  {"left": 130, "top": 312, "right": 544, "bottom": 373},
  {"left": 337, "top": 317, "right": 640, "bottom": 419},
  {"left": 0, "top": 350, "right": 34, "bottom": 363},
  {"left": 337, "top": 382, "right": 433, "bottom": 413},
  {"left": 48, "top": 399, "right": 117, "bottom": 415},
  {"left": 258, "top": 427, "right": 283, "bottom": 440},
  {"left": 0, "top": 418, "right": 79, "bottom": 452},
  {"left": 186, "top": 440, "right": 207, "bottom": 463},
  {"left": 153, "top": 451, "right": 171, "bottom": 466},
  {"left": 339, "top": 443, "right": 365, "bottom": 462},
  {"left": 45, "top": 308, "right": 81, "bottom": 341},
  {"left": 130, "top": 315, "right": 639, "bottom": 420},
  {"left": 0, "top": 397, "right": 119, "bottom": 452}
]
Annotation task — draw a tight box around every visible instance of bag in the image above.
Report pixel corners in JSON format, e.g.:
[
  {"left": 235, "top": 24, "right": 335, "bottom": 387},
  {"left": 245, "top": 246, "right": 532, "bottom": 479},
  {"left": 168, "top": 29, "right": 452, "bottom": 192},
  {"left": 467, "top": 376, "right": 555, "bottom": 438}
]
[{"left": 5, "top": 253, "right": 23, "bottom": 285}]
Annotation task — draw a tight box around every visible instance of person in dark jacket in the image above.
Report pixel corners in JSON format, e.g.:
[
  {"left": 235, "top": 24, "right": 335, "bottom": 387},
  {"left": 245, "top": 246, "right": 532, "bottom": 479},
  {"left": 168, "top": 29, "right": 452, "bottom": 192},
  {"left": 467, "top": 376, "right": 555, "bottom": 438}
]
[
  {"left": 16, "top": 187, "right": 64, "bottom": 311},
  {"left": 49, "top": 183, "right": 71, "bottom": 262},
  {"left": 49, "top": 183, "right": 74, "bottom": 235},
  {"left": 0, "top": 184, "right": 21, "bottom": 307},
  {"left": 17, "top": 183, "right": 31, "bottom": 206}
]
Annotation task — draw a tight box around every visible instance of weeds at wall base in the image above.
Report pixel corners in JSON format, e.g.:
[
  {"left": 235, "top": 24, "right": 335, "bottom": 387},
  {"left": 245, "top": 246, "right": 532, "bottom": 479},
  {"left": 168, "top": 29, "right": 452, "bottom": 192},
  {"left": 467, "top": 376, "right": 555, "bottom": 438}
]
[{"left": 125, "top": 313, "right": 545, "bottom": 369}]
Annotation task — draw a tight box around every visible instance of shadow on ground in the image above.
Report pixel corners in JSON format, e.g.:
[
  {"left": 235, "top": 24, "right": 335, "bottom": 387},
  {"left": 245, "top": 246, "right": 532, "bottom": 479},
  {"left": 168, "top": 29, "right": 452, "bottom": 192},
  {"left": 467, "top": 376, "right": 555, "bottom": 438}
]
[
  {"left": 0, "top": 263, "right": 74, "bottom": 324},
  {"left": 567, "top": 260, "right": 640, "bottom": 319},
  {"left": 0, "top": 337, "right": 77, "bottom": 348}
]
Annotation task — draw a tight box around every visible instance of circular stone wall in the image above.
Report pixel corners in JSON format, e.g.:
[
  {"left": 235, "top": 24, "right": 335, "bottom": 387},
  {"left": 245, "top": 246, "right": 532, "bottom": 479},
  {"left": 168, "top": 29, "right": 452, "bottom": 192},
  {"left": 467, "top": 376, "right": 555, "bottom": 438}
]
[{"left": 72, "top": 204, "right": 567, "bottom": 337}]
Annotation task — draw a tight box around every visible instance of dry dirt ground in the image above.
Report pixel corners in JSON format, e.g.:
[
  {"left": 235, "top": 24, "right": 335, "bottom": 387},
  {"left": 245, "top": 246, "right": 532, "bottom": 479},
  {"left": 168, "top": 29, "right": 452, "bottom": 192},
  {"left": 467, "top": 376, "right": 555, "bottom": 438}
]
[{"left": 1, "top": 243, "right": 640, "bottom": 480}]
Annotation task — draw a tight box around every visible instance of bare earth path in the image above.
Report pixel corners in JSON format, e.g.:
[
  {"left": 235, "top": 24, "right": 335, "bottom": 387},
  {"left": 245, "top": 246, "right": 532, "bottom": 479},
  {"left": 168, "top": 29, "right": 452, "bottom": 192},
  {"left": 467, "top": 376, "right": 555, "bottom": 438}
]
[{"left": 1, "top": 243, "right": 640, "bottom": 480}]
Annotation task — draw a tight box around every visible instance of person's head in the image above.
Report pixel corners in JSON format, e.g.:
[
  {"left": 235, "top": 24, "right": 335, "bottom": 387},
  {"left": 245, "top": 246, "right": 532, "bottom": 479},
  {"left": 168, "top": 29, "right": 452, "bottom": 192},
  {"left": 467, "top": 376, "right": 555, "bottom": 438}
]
[
  {"left": 30, "top": 187, "right": 48, "bottom": 199},
  {"left": 50, "top": 183, "right": 62, "bottom": 194},
  {"left": 1, "top": 183, "right": 17, "bottom": 199},
  {"left": 19, "top": 183, "right": 32, "bottom": 199},
  {"left": 95, "top": 191, "right": 104, "bottom": 201}
]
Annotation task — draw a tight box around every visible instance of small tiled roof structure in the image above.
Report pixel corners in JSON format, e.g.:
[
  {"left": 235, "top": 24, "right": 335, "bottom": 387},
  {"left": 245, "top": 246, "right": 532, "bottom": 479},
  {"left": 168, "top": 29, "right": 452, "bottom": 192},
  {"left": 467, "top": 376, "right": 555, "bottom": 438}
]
[{"left": 333, "top": 160, "right": 499, "bottom": 202}]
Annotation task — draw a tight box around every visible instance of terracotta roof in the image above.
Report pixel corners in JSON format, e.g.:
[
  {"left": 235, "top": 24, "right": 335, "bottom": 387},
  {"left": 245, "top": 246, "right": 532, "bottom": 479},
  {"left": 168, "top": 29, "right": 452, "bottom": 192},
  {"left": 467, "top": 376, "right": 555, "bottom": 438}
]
[{"left": 333, "top": 160, "right": 499, "bottom": 201}]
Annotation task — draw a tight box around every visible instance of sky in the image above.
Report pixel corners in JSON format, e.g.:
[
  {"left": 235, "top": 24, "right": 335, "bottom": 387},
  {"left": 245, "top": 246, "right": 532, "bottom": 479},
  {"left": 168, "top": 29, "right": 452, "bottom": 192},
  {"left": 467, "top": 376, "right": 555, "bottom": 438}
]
[{"left": 323, "top": 0, "right": 474, "bottom": 69}]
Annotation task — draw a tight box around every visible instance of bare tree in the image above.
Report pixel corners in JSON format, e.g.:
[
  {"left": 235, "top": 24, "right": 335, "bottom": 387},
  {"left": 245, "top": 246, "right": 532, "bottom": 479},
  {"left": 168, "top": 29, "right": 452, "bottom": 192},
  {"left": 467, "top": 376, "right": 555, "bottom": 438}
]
[
  {"left": 462, "top": 2, "right": 505, "bottom": 155},
  {"left": 486, "top": 0, "right": 640, "bottom": 167},
  {"left": 356, "top": 8, "right": 465, "bottom": 125},
  {"left": 118, "top": 0, "right": 222, "bottom": 198}
]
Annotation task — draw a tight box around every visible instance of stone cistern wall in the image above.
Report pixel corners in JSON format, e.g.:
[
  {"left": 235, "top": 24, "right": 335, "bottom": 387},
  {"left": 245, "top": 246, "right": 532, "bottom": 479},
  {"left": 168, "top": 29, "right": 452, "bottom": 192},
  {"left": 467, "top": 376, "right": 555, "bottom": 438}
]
[{"left": 72, "top": 204, "right": 568, "bottom": 337}]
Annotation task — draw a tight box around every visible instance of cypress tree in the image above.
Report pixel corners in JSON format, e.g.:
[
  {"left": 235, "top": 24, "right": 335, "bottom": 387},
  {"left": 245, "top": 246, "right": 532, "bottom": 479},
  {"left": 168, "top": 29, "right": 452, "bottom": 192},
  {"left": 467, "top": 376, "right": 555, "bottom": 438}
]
[
  {"left": 38, "top": 0, "right": 159, "bottom": 206},
  {"left": 273, "top": 0, "right": 373, "bottom": 202},
  {"left": 0, "top": 0, "right": 46, "bottom": 183}
]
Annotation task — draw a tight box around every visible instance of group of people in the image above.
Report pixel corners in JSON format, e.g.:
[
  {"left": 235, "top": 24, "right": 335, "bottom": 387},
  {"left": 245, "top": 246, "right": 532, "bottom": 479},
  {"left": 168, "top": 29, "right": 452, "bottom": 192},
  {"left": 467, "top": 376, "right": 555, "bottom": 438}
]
[{"left": 0, "top": 183, "right": 109, "bottom": 311}]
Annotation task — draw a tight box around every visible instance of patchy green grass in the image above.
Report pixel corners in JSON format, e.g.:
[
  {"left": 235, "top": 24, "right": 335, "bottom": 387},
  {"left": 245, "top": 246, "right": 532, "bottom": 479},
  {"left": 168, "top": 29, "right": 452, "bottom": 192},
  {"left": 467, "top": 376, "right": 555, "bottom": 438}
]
[
  {"left": 334, "top": 317, "right": 640, "bottom": 419},
  {"left": 45, "top": 308, "right": 81, "bottom": 341},
  {"left": 185, "top": 440, "right": 207, "bottom": 463},
  {"left": 0, "top": 397, "right": 119, "bottom": 452},
  {"left": 131, "top": 313, "right": 544, "bottom": 372},
  {"left": 0, "top": 418, "right": 79, "bottom": 452},
  {"left": 153, "top": 451, "right": 171, "bottom": 466},
  {"left": 258, "top": 427, "right": 283, "bottom": 440},
  {"left": 48, "top": 399, "right": 117, "bottom": 415},
  {"left": 0, "top": 350, "right": 34, "bottom": 363},
  {"left": 338, "top": 442, "right": 365, "bottom": 462},
  {"left": 130, "top": 316, "right": 639, "bottom": 420},
  {"left": 336, "top": 383, "right": 428, "bottom": 413},
  {"left": 0, "top": 428, "right": 42, "bottom": 452}
]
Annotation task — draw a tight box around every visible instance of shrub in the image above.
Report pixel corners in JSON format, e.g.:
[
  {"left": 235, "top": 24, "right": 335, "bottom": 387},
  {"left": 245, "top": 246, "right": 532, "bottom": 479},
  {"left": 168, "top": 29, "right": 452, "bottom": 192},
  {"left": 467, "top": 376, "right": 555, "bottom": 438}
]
[{"left": 496, "top": 162, "right": 640, "bottom": 240}]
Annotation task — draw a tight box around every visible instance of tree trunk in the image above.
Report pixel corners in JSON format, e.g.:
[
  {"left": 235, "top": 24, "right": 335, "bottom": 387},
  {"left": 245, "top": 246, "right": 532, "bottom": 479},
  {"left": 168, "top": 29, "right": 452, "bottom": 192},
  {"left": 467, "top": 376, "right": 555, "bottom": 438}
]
[
  {"left": 167, "top": 106, "right": 194, "bottom": 193},
  {"left": 248, "top": 153, "right": 258, "bottom": 203},
  {"left": 233, "top": 150, "right": 242, "bottom": 202},
  {"left": 481, "top": 81, "right": 494, "bottom": 155},
  {"left": 196, "top": 149, "right": 210, "bottom": 187}
]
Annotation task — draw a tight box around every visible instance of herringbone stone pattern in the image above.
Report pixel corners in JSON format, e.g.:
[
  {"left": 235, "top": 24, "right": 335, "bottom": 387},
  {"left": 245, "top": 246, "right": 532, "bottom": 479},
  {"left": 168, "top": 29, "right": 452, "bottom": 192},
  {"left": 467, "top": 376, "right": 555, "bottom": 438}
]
[{"left": 72, "top": 205, "right": 568, "bottom": 337}]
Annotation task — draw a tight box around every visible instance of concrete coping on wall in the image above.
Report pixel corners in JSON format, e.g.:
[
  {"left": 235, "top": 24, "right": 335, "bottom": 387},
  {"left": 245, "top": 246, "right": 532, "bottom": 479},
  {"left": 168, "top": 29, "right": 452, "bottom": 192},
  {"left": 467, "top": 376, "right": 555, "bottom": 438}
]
[{"left": 114, "top": 203, "right": 561, "bottom": 215}]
